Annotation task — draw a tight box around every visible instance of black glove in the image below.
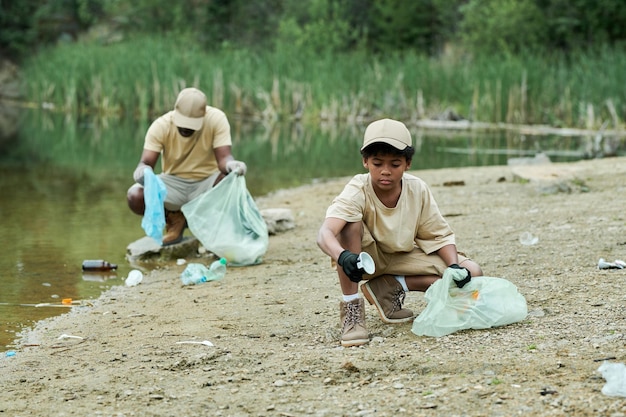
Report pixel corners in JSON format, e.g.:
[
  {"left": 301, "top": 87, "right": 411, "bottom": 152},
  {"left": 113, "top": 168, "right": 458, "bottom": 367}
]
[
  {"left": 338, "top": 250, "right": 364, "bottom": 283},
  {"left": 448, "top": 263, "right": 472, "bottom": 288}
]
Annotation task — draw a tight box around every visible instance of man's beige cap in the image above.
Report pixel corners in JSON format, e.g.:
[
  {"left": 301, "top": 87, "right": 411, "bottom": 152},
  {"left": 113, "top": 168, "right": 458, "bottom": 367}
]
[{"left": 173, "top": 88, "right": 207, "bottom": 130}]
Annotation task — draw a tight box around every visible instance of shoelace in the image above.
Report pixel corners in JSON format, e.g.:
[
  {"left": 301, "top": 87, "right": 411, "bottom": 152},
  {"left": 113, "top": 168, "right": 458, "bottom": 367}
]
[
  {"left": 391, "top": 289, "right": 406, "bottom": 312},
  {"left": 344, "top": 302, "right": 363, "bottom": 327}
]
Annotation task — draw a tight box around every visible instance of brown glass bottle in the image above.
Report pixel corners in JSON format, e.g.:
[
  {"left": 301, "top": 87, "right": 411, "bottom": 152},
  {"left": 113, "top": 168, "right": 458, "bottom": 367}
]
[{"left": 82, "top": 260, "right": 118, "bottom": 271}]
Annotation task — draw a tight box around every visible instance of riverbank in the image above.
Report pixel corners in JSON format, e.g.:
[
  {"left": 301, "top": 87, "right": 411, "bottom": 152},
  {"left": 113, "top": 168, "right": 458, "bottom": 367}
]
[{"left": 2, "top": 157, "right": 626, "bottom": 416}]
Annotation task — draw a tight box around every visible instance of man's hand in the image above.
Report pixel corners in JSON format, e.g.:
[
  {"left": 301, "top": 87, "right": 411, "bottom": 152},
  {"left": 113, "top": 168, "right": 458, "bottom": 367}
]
[
  {"left": 133, "top": 165, "right": 153, "bottom": 185},
  {"left": 447, "top": 264, "right": 471, "bottom": 288},
  {"left": 226, "top": 160, "right": 247, "bottom": 175},
  {"left": 338, "top": 250, "right": 364, "bottom": 283}
]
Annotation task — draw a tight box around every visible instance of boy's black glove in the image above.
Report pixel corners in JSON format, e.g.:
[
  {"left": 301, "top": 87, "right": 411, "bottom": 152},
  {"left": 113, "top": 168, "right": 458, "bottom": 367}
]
[
  {"left": 448, "top": 264, "right": 472, "bottom": 288},
  {"left": 338, "top": 250, "right": 364, "bottom": 283}
]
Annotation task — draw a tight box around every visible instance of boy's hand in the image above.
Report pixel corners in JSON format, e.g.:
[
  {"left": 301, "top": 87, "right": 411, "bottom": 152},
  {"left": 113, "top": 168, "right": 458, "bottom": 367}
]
[
  {"left": 447, "top": 264, "right": 471, "bottom": 288},
  {"left": 338, "top": 250, "right": 364, "bottom": 283}
]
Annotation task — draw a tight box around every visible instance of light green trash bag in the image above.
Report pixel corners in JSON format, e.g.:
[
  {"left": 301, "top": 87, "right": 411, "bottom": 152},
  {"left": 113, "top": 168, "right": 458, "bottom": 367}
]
[
  {"left": 412, "top": 269, "right": 528, "bottom": 337},
  {"left": 181, "top": 173, "right": 268, "bottom": 266}
]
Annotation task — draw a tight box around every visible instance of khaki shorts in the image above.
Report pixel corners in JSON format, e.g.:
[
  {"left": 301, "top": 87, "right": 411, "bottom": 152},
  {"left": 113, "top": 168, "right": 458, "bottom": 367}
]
[
  {"left": 360, "top": 224, "right": 468, "bottom": 280},
  {"left": 128, "top": 172, "right": 220, "bottom": 211}
]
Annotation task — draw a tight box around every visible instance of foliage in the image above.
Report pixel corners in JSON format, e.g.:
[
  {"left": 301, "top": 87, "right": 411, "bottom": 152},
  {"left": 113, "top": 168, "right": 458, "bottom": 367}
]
[
  {"left": 460, "top": 0, "right": 547, "bottom": 55},
  {"left": 4, "top": 0, "right": 626, "bottom": 61}
]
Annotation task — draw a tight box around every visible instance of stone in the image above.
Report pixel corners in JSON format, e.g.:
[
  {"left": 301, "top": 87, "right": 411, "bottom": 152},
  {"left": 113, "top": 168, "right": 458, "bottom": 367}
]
[
  {"left": 126, "top": 236, "right": 200, "bottom": 263},
  {"left": 261, "top": 208, "right": 295, "bottom": 235}
]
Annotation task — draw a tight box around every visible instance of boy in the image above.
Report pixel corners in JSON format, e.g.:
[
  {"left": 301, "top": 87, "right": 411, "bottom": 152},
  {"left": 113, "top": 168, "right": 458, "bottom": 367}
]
[{"left": 317, "top": 118, "right": 483, "bottom": 347}]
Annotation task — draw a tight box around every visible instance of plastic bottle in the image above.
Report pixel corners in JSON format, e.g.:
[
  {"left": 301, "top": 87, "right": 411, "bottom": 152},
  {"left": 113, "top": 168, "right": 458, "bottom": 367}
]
[
  {"left": 82, "top": 260, "right": 118, "bottom": 271},
  {"left": 180, "top": 258, "right": 227, "bottom": 285}
]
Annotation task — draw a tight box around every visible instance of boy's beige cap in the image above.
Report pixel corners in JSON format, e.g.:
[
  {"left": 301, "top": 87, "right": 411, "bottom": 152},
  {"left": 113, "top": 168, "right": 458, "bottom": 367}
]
[
  {"left": 361, "top": 118, "right": 411, "bottom": 150},
  {"left": 173, "top": 88, "right": 207, "bottom": 130}
]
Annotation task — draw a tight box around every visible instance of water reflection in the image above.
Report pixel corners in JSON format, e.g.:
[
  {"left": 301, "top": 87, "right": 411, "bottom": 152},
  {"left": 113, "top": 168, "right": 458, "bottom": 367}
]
[{"left": 1, "top": 107, "right": 624, "bottom": 350}]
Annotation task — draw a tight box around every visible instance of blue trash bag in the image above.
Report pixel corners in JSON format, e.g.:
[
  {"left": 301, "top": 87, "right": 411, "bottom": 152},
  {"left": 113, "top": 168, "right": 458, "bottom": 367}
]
[
  {"left": 412, "top": 269, "right": 528, "bottom": 337},
  {"left": 141, "top": 169, "right": 167, "bottom": 245},
  {"left": 181, "top": 173, "right": 268, "bottom": 266}
]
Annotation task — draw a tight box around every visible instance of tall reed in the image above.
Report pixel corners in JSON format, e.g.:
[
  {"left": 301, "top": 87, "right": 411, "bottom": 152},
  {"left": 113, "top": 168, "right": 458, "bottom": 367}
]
[{"left": 21, "top": 36, "right": 626, "bottom": 130}]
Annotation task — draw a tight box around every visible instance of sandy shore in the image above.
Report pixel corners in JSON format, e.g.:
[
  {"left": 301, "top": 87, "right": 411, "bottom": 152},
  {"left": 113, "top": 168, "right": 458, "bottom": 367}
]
[{"left": 2, "top": 157, "right": 626, "bottom": 416}]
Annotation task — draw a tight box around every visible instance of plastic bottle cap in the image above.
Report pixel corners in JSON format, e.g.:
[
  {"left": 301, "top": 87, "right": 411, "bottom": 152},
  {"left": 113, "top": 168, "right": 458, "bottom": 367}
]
[
  {"left": 219, "top": 258, "right": 227, "bottom": 265},
  {"left": 356, "top": 252, "right": 375, "bottom": 274}
]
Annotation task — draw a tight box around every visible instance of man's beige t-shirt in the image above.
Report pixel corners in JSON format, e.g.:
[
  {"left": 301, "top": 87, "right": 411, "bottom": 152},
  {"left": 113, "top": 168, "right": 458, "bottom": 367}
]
[
  {"left": 325, "top": 173, "right": 455, "bottom": 255},
  {"left": 144, "top": 106, "right": 232, "bottom": 180}
]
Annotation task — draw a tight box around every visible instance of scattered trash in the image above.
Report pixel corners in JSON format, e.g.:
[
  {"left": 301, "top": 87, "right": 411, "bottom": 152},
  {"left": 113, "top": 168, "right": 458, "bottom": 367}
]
[
  {"left": 519, "top": 232, "right": 539, "bottom": 246},
  {"left": 62, "top": 298, "right": 72, "bottom": 305},
  {"left": 125, "top": 270, "right": 143, "bottom": 286},
  {"left": 176, "top": 258, "right": 187, "bottom": 266},
  {"left": 598, "top": 258, "right": 626, "bottom": 269},
  {"left": 58, "top": 334, "right": 83, "bottom": 340},
  {"left": 5, "top": 351, "right": 16, "bottom": 357},
  {"left": 356, "top": 252, "right": 375, "bottom": 274},
  {"left": 181, "top": 259, "right": 227, "bottom": 285},
  {"left": 175, "top": 340, "right": 214, "bottom": 347},
  {"left": 597, "top": 361, "right": 626, "bottom": 397},
  {"left": 82, "top": 260, "right": 118, "bottom": 271}
]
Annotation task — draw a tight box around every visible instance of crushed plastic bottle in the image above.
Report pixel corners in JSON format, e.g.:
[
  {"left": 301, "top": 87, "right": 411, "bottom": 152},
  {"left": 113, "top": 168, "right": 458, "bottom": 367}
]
[
  {"left": 598, "top": 258, "right": 626, "bottom": 270},
  {"left": 180, "top": 258, "right": 227, "bottom": 285}
]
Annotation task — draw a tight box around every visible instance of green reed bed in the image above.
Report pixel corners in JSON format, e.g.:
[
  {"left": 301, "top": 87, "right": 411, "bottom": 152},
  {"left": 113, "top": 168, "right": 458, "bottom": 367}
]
[{"left": 21, "top": 35, "right": 626, "bottom": 129}]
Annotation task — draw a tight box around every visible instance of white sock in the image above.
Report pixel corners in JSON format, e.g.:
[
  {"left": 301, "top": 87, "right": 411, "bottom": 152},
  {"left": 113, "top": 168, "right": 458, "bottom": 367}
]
[
  {"left": 343, "top": 293, "right": 360, "bottom": 303},
  {"left": 395, "top": 275, "right": 409, "bottom": 292}
]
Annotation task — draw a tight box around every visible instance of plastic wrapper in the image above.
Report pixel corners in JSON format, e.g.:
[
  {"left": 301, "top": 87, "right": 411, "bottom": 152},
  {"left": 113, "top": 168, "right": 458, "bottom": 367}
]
[
  {"left": 141, "top": 169, "right": 167, "bottom": 245},
  {"left": 598, "top": 362, "right": 626, "bottom": 397},
  {"left": 412, "top": 268, "right": 528, "bottom": 337}
]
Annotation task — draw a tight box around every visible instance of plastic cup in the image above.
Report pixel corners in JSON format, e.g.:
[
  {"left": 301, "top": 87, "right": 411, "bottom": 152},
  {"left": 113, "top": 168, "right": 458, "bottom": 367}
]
[{"left": 356, "top": 252, "right": 375, "bottom": 274}]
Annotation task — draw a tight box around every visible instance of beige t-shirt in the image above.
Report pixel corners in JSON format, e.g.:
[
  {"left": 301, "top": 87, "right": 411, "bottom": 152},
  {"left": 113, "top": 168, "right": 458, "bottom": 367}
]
[
  {"left": 144, "top": 106, "right": 232, "bottom": 180},
  {"left": 325, "top": 173, "right": 455, "bottom": 255}
]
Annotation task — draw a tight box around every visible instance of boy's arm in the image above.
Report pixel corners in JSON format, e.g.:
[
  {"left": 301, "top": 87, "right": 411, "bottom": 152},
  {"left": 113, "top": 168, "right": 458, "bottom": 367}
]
[
  {"left": 316, "top": 217, "right": 348, "bottom": 261},
  {"left": 436, "top": 244, "right": 459, "bottom": 266},
  {"left": 317, "top": 217, "right": 366, "bottom": 283},
  {"left": 437, "top": 244, "right": 472, "bottom": 288}
]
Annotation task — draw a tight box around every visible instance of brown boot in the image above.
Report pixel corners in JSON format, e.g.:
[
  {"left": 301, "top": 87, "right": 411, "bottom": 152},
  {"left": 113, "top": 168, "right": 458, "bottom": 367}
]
[
  {"left": 162, "top": 210, "right": 187, "bottom": 246},
  {"left": 339, "top": 298, "right": 368, "bottom": 347},
  {"left": 361, "top": 275, "right": 414, "bottom": 324}
]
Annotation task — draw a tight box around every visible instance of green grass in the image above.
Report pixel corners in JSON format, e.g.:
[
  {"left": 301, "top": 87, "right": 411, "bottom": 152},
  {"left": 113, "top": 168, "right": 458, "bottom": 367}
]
[{"left": 21, "top": 35, "right": 626, "bottom": 129}]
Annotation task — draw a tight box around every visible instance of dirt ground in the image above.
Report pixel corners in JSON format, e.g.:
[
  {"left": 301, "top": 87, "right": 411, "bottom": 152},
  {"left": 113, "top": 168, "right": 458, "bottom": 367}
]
[{"left": 2, "top": 156, "right": 626, "bottom": 417}]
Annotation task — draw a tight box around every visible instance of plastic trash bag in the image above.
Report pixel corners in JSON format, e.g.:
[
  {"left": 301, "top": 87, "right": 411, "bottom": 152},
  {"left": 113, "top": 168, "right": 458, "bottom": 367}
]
[
  {"left": 141, "top": 169, "right": 167, "bottom": 245},
  {"left": 181, "top": 173, "right": 268, "bottom": 266},
  {"left": 597, "top": 362, "right": 626, "bottom": 397},
  {"left": 412, "top": 269, "right": 528, "bottom": 337}
]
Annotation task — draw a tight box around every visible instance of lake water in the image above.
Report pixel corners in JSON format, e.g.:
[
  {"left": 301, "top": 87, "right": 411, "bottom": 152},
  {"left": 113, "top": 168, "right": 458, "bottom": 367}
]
[{"left": 1, "top": 107, "right": 623, "bottom": 351}]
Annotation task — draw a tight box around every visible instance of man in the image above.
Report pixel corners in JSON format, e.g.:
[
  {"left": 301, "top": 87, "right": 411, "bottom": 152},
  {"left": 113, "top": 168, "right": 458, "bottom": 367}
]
[{"left": 127, "top": 87, "right": 247, "bottom": 245}]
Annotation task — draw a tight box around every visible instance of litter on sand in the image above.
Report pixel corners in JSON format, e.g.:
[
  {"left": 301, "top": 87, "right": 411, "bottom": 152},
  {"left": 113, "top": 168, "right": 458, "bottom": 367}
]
[
  {"left": 598, "top": 258, "right": 626, "bottom": 269},
  {"left": 175, "top": 340, "right": 214, "bottom": 347}
]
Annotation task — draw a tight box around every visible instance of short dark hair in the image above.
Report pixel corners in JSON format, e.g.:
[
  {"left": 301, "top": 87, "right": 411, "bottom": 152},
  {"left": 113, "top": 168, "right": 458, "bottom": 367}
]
[{"left": 360, "top": 142, "right": 415, "bottom": 163}]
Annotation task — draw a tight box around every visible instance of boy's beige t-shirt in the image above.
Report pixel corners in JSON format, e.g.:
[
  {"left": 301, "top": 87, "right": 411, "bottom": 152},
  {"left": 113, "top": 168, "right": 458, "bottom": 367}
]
[
  {"left": 325, "top": 173, "right": 455, "bottom": 255},
  {"left": 143, "top": 106, "right": 232, "bottom": 180}
]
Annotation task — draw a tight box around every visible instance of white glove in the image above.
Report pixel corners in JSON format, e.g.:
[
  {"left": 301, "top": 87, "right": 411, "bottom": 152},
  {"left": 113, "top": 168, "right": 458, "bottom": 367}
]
[
  {"left": 226, "top": 160, "right": 247, "bottom": 175},
  {"left": 133, "top": 165, "right": 152, "bottom": 185}
]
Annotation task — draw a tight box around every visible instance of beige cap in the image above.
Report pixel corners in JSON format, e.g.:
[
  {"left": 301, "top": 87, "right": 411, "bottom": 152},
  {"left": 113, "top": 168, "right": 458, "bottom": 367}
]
[
  {"left": 361, "top": 118, "right": 412, "bottom": 150},
  {"left": 173, "top": 88, "right": 207, "bottom": 130}
]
